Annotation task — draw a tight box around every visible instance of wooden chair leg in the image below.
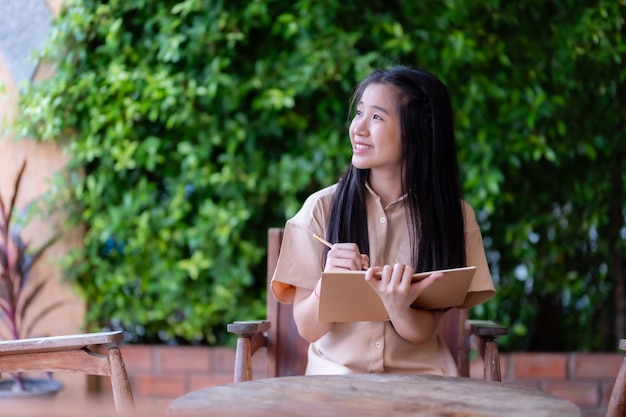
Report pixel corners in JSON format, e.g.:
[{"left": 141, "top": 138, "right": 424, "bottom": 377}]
[
  {"left": 227, "top": 321, "right": 270, "bottom": 383},
  {"left": 606, "top": 340, "right": 626, "bottom": 417},
  {"left": 234, "top": 335, "right": 254, "bottom": 383},
  {"left": 483, "top": 338, "right": 502, "bottom": 382},
  {"left": 468, "top": 321, "right": 507, "bottom": 382},
  {"left": 107, "top": 347, "right": 135, "bottom": 414}
]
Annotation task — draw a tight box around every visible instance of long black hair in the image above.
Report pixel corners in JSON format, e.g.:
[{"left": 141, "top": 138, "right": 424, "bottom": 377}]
[{"left": 326, "top": 65, "right": 466, "bottom": 271}]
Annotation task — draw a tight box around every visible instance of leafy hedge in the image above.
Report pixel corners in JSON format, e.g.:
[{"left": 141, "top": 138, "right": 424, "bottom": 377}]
[{"left": 15, "top": 0, "right": 625, "bottom": 350}]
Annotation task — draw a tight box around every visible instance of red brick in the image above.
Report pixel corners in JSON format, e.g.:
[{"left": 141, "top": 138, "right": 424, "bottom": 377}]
[
  {"left": 120, "top": 345, "right": 154, "bottom": 372},
  {"left": 504, "top": 379, "right": 540, "bottom": 390},
  {"left": 189, "top": 374, "right": 232, "bottom": 391},
  {"left": 601, "top": 382, "right": 615, "bottom": 407},
  {"left": 158, "top": 346, "right": 211, "bottom": 373},
  {"left": 581, "top": 409, "right": 610, "bottom": 417},
  {"left": 573, "top": 353, "right": 623, "bottom": 379},
  {"left": 204, "top": 347, "right": 266, "bottom": 378},
  {"left": 133, "top": 374, "right": 187, "bottom": 398},
  {"left": 210, "top": 347, "right": 237, "bottom": 373},
  {"left": 469, "top": 355, "right": 483, "bottom": 378},
  {"left": 543, "top": 380, "right": 600, "bottom": 407},
  {"left": 133, "top": 397, "right": 171, "bottom": 414},
  {"left": 510, "top": 353, "right": 567, "bottom": 379}
]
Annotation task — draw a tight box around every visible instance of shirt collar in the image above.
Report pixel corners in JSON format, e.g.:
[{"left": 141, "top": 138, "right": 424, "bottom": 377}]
[{"left": 364, "top": 181, "right": 407, "bottom": 208}]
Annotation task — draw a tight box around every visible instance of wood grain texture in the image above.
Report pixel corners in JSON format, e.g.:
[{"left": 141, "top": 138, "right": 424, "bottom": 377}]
[
  {"left": 168, "top": 374, "right": 581, "bottom": 417},
  {"left": 0, "top": 331, "right": 134, "bottom": 414},
  {"left": 606, "top": 339, "right": 626, "bottom": 417},
  {"left": 0, "top": 331, "right": 124, "bottom": 355}
]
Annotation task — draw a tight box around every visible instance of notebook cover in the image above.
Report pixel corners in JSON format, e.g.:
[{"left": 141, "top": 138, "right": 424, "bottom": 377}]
[{"left": 317, "top": 266, "right": 476, "bottom": 322}]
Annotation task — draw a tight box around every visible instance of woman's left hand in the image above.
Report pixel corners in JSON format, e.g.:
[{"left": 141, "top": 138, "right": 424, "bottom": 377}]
[{"left": 364, "top": 264, "right": 442, "bottom": 315}]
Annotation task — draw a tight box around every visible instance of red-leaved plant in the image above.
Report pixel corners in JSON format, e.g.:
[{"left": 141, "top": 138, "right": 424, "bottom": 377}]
[{"left": 0, "top": 161, "right": 62, "bottom": 391}]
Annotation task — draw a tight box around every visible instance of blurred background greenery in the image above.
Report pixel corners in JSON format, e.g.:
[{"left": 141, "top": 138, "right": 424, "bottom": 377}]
[{"left": 13, "top": 0, "right": 625, "bottom": 351}]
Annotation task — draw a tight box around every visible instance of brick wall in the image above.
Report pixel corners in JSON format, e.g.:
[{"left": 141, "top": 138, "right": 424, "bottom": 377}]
[
  {"left": 112, "top": 345, "right": 622, "bottom": 417},
  {"left": 502, "top": 353, "right": 622, "bottom": 417}
]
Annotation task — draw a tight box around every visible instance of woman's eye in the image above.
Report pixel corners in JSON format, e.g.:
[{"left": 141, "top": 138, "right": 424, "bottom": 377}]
[
  {"left": 354, "top": 110, "right": 362, "bottom": 117},
  {"left": 373, "top": 114, "right": 382, "bottom": 120}
]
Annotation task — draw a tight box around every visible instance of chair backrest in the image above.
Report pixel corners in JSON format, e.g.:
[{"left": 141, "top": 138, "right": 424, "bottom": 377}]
[{"left": 263, "top": 227, "right": 471, "bottom": 378}]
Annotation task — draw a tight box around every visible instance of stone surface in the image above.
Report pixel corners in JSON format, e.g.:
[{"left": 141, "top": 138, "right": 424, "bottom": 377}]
[{"left": 0, "top": 0, "right": 51, "bottom": 85}]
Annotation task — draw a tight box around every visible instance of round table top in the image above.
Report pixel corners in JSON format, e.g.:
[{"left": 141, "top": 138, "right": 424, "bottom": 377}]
[{"left": 167, "top": 374, "right": 581, "bottom": 417}]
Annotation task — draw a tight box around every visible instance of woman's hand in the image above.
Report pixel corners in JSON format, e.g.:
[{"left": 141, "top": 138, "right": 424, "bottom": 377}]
[
  {"left": 365, "top": 264, "right": 442, "bottom": 313},
  {"left": 364, "top": 263, "right": 443, "bottom": 345},
  {"left": 294, "top": 242, "right": 369, "bottom": 343},
  {"left": 324, "top": 243, "right": 370, "bottom": 271}
]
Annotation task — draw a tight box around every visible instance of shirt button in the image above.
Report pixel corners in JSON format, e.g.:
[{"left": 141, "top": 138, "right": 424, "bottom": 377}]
[
  {"left": 379, "top": 217, "right": 386, "bottom": 224},
  {"left": 375, "top": 341, "right": 382, "bottom": 349}
]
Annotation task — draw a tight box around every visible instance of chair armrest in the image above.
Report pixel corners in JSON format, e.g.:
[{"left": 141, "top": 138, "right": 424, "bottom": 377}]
[
  {"left": 468, "top": 320, "right": 508, "bottom": 382},
  {"left": 227, "top": 320, "right": 271, "bottom": 382}
]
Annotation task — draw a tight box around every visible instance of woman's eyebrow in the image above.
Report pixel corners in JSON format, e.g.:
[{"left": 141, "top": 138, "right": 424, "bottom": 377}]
[
  {"left": 372, "top": 105, "right": 389, "bottom": 115},
  {"left": 358, "top": 100, "right": 390, "bottom": 115}
]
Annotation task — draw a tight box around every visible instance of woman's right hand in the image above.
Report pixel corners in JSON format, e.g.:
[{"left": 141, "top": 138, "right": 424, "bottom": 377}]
[{"left": 324, "top": 243, "right": 369, "bottom": 271}]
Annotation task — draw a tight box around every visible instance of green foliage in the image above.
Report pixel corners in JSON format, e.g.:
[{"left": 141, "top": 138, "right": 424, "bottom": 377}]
[{"left": 14, "top": 0, "right": 625, "bottom": 349}]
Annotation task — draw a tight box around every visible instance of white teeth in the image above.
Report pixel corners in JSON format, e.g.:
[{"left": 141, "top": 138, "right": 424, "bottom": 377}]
[{"left": 355, "top": 144, "right": 373, "bottom": 150}]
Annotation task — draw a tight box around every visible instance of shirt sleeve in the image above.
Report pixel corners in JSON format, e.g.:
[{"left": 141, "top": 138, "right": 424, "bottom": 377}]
[
  {"left": 270, "top": 188, "right": 332, "bottom": 304},
  {"left": 458, "top": 201, "right": 496, "bottom": 308},
  {"left": 270, "top": 220, "right": 326, "bottom": 303}
]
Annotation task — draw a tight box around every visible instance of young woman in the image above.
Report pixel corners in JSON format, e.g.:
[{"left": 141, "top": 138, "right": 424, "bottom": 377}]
[{"left": 271, "top": 65, "right": 495, "bottom": 376}]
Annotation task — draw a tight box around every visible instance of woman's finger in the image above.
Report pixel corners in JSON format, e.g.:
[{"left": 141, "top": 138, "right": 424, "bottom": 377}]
[
  {"left": 326, "top": 243, "right": 366, "bottom": 271},
  {"left": 360, "top": 254, "right": 370, "bottom": 269}
]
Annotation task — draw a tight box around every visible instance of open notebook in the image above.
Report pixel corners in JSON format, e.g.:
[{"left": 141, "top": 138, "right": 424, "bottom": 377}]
[{"left": 317, "top": 266, "right": 476, "bottom": 322}]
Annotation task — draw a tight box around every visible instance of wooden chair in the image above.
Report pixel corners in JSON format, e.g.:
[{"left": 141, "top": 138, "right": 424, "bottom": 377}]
[
  {"left": 0, "top": 330, "right": 134, "bottom": 414},
  {"left": 606, "top": 339, "right": 626, "bottom": 417},
  {"left": 228, "top": 228, "right": 508, "bottom": 383}
]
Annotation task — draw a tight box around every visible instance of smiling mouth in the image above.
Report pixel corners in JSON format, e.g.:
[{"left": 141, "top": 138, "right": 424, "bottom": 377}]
[{"left": 354, "top": 143, "right": 373, "bottom": 150}]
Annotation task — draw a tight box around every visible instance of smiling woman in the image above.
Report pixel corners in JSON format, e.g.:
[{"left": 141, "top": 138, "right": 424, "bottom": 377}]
[
  {"left": 270, "top": 65, "right": 495, "bottom": 377},
  {"left": 350, "top": 83, "right": 403, "bottom": 191}
]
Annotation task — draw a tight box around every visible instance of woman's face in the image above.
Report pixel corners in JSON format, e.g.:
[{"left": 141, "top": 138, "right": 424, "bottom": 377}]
[{"left": 349, "top": 83, "right": 403, "bottom": 175}]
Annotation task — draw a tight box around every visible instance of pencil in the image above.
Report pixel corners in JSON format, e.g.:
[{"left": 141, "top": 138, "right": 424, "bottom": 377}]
[
  {"left": 312, "top": 233, "right": 369, "bottom": 270},
  {"left": 312, "top": 233, "right": 333, "bottom": 249}
]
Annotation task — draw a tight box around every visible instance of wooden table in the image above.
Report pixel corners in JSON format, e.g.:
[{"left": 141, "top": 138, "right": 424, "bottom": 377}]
[
  {"left": 167, "top": 374, "right": 581, "bottom": 417},
  {"left": 0, "top": 331, "right": 134, "bottom": 413}
]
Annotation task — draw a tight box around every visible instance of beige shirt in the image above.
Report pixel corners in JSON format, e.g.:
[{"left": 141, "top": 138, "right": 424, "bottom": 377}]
[{"left": 271, "top": 183, "right": 495, "bottom": 376}]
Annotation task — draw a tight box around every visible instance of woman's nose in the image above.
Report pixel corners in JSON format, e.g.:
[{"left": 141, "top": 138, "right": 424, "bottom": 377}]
[{"left": 352, "top": 118, "right": 368, "bottom": 136}]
